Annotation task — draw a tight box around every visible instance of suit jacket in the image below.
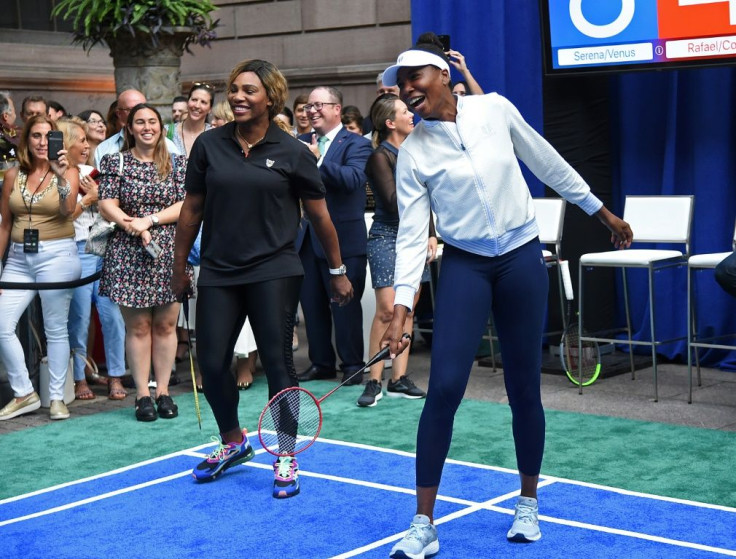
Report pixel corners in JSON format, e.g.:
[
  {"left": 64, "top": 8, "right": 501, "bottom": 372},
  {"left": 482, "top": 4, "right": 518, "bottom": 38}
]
[{"left": 298, "top": 127, "right": 372, "bottom": 259}]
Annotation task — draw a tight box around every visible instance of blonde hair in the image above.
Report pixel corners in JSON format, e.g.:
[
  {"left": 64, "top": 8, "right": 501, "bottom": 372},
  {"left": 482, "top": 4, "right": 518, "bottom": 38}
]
[
  {"left": 273, "top": 116, "right": 293, "bottom": 135},
  {"left": 56, "top": 117, "right": 86, "bottom": 147},
  {"left": 227, "top": 59, "right": 287, "bottom": 119},
  {"left": 211, "top": 99, "right": 234, "bottom": 123},
  {"left": 369, "top": 93, "right": 399, "bottom": 149}
]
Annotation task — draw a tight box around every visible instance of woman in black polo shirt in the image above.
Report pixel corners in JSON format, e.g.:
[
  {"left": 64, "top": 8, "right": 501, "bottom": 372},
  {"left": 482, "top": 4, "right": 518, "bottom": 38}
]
[{"left": 172, "top": 59, "right": 352, "bottom": 499}]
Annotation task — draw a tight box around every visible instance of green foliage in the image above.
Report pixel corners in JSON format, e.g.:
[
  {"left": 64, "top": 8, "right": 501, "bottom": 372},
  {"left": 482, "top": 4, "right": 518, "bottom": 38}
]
[{"left": 51, "top": 0, "right": 219, "bottom": 53}]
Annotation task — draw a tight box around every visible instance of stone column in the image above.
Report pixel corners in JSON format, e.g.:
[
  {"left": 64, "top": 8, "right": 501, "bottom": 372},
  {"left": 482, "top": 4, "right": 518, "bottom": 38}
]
[{"left": 106, "top": 29, "right": 190, "bottom": 122}]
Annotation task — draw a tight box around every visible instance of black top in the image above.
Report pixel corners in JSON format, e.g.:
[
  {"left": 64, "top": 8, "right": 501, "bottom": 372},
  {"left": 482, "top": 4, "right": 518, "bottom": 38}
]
[
  {"left": 185, "top": 121, "right": 326, "bottom": 286},
  {"left": 0, "top": 130, "right": 18, "bottom": 174},
  {"left": 365, "top": 140, "right": 399, "bottom": 226}
]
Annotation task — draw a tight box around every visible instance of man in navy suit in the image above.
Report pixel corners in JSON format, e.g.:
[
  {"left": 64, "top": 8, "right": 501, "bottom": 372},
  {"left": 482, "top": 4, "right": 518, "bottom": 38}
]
[{"left": 297, "top": 86, "right": 373, "bottom": 385}]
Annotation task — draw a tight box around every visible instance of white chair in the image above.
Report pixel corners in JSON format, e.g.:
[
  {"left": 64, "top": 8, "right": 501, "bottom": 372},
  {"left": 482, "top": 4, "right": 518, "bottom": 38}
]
[
  {"left": 535, "top": 197, "right": 568, "bottom": 331},
  {"left": 687, "top": 219, "right": 736, "bottom": 403},
  {"left": 578, "top": 195, "right": 694, "bottom": 401},
  {"left": 412, "top": 213, "right": 442, "bottom": 344},
  {"left": 484, "top": 198, "right": 567, "bottom": 370}
]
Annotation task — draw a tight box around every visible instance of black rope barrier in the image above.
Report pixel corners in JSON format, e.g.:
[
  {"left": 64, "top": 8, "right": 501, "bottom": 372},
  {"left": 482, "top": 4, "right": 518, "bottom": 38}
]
[{"left": 0, "top": 270, "right": 102, "bottom": 290}]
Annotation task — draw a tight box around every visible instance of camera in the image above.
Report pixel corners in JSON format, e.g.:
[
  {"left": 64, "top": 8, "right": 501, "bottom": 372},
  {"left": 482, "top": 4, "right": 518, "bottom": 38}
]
[
  {"left": 144, "top": 239, "right": 163, "bottom": 259},
  {"left": 47, "top": 130, "right": 64, "bottom": 161}
]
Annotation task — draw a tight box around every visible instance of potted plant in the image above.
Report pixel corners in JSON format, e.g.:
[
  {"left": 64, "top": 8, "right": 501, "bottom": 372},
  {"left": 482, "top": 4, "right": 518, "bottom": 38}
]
[{"left": 52, "top": 0, "right": 219, "bottom": 112}]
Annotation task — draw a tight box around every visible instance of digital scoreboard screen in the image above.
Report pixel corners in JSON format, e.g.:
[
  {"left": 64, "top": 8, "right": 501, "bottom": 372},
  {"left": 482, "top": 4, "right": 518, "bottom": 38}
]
[{"left": 540, "top": 0, "right": 736, "bottom": 74}]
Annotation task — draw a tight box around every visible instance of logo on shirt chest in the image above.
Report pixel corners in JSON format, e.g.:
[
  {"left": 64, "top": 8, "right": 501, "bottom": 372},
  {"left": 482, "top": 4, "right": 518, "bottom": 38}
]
[{"left": 266, "top": 159, "right": 275, "bottom": 168}]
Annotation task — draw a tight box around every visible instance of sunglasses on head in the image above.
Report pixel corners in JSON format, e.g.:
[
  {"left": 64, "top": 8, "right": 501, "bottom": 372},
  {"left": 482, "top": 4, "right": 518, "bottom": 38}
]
[{"left": 191, "top": 82, "right": 214, "bottom": 92}]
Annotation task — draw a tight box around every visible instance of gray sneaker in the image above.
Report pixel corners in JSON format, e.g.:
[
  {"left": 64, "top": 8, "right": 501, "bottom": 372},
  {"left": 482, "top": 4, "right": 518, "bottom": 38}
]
[
  {"left": 357, "top": 380, "right": 382, "bottom": 407},
  {"left": 506, "top": 496, "right": 541, "bottom": 542},
  {"left": 390, "top": 514, "right": 439, "bottom": 558},
  {"left": 387, "top": 376, "right": 426, "bottom": 399}
]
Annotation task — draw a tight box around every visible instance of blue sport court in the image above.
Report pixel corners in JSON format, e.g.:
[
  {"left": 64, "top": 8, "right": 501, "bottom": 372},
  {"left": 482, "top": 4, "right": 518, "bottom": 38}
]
[{"left": 2, "top": 436, "right": 736, "bottom": 558}]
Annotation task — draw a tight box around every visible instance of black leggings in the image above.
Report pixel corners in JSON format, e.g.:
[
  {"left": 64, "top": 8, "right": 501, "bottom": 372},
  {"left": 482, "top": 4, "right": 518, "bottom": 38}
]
[{"left": 195, "top": 276, "right": 302, "bottom": 434}]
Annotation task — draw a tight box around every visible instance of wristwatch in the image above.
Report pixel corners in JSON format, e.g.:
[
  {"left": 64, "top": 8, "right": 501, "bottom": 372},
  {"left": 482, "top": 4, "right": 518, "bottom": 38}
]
[
  {"left": 329, "top": 264, "right": 347, "bottom": 276},
  {"left": 149, "top": 214, "right": 160, "bottom": 226}
]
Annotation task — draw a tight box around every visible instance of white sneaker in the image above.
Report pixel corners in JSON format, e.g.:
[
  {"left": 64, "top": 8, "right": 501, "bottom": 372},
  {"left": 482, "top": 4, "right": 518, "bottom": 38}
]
[
  {"left": 390, "top": 514, "right": 439, "bottom": 558},
  {"left": 507, "top": 496, "right": 541, "bottom": 542},
  {"left": 49, "top": 400, "right": 70, "bottom": 420}
]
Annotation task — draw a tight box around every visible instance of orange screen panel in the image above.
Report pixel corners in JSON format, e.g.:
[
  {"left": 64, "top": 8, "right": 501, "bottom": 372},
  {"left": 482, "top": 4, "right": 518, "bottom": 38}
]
[{"left": 658, "top": 0, "right": 736, "bottom": 39}]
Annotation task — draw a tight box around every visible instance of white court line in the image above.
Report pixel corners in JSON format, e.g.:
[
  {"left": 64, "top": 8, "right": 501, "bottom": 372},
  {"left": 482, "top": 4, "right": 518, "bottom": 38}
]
[
  {"left": 3, "top": 437, "right": 736, "bottom": 556},
  {"left": 0, "top": 470, "right": 192, "bottom": 528},
  {"left": 0, "top": 441, "right": 215, "bottom": 506},
  {"left": 537, "top": 475, "right": 736, "bottom": 514},
  {"left": 329, "top": 478, "right": 560, "bottom": 559},
  {"left": 332, "top": 474, "right": 736, "bottom": 559},
  {"left": 315, "top": 437, "right": 736, "bottom": 514}
]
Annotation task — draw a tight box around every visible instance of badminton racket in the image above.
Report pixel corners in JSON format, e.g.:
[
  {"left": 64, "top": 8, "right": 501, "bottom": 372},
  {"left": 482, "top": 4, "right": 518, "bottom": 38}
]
[
  {"left": 258, "top": 333, "right": 411, "bottom": 457},
  {"left": 182, "top": 294, "right": 202, "bottom": 430},
  {"left": 559, "top": 260, "right": 601, "bottom": 387}
]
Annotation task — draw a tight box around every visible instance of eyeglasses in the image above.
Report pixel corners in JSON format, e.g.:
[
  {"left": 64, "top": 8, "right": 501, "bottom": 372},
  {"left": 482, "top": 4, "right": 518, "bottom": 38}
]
[
  {"left": 303, "top": 102, "right": 338, "bottom": 112},
  {"left": 87, "top": 118, "right": 106, "bottom": 126}
]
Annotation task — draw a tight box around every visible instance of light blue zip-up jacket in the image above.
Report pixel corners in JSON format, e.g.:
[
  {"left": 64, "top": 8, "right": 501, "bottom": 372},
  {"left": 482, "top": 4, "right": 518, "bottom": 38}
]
[{"left": 393, "top": 92, "right": 603, "bottom": 310}]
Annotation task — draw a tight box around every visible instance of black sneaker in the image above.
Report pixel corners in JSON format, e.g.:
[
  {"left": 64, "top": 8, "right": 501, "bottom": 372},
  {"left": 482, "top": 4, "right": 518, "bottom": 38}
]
[
  {"left": 135, "top": 396, "right": 157, "bottom": 422},
  {"left": 342, "top": 371, "right": 363, "bottom": 386},
  {"left": 387, "top": 376, "right": 426, "bottom": 399},
  {"left": 357, "top": 380, "right": 383, "bottom": 407},
  {"left": 156, "top": 394, "right": 178, "bottom": 419},
  {"left": 192, "top": 429, "right": 255, "bottom": 482}
]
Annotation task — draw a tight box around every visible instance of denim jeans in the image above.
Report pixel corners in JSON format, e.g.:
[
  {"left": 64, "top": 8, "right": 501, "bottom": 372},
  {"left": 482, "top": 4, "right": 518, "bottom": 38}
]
[
  {"left": 0, "top": 238, "right": 81, "bottom": 399},
  {"left": 67, "top": 241, "right": 126, "bottom": 381},
  {"left": 714, "top": 251, "right": 736, "bottom": 298}
]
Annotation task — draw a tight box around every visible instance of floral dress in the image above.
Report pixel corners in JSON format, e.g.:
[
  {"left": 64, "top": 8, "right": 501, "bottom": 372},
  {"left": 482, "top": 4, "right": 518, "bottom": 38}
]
[{"left": 98, "top": 151, "right": 190, "bottom": 308}]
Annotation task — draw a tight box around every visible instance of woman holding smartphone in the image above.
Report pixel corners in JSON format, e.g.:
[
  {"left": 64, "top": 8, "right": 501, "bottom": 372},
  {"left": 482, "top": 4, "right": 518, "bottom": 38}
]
[
  {"left": 0, "top": 115, "right": 80, "bottom": 421},
  {"left": 98, "top": 103, "right": 190, "bottom": 422}
]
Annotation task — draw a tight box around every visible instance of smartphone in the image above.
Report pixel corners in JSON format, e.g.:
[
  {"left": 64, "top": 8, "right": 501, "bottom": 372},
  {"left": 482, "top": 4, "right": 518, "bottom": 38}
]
[
  {"left": 47, "top": 130, "right": 64, "bottom": 161},
  {"left": 78, "top": 164, "right": 100, "bottom": 180},
  {"left": 438, "top": 34, "right": 451, "bottom": 51},
  {"left": 145, "top": 239, "right": 163, "bottom": 259}
]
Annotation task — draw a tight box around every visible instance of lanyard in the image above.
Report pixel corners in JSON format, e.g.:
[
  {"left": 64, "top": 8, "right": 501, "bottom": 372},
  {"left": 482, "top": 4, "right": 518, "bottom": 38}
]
[{"left": 21, "top": 169, "right": 51, "bottom": 228}]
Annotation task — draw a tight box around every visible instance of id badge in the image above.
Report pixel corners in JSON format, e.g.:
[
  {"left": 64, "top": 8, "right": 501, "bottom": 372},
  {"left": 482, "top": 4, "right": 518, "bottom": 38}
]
[{"left": 23, "top": 228, "right": 39, "bottom": 253}]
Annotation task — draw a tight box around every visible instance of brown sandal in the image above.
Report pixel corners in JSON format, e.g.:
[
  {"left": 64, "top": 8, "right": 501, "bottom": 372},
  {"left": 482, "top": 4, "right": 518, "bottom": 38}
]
[
  {"left": 108, "top": 377, "right": 128, "bottom": 400},
  {"left": 74, "top": 380, "right": 96, "bottom": 400},
  {"left": 86, "top": 372, "right": 109, "bottom": 386}
]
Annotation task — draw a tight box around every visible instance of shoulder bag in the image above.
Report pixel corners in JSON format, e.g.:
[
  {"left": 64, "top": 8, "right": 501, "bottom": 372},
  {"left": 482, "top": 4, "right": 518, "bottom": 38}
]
[{"left": 84, "top": 153, "right": 122, "bottom": 257}]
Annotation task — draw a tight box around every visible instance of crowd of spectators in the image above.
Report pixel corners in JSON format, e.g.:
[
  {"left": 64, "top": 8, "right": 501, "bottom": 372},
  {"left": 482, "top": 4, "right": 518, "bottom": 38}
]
[{"left": 0, "top": 47, "right": 486, "bottom": 424}]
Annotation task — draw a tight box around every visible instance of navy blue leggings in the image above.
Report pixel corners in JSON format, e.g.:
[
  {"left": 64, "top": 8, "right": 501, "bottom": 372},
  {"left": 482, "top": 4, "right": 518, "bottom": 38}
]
[{"left": 416, "top": 239, "right": 548, "bottom": 487}]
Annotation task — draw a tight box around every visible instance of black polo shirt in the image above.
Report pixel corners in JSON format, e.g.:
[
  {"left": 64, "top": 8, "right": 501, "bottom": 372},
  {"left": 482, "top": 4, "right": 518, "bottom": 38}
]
[{"left": 185, "top": 121, "right": 325, "bottom": 286}]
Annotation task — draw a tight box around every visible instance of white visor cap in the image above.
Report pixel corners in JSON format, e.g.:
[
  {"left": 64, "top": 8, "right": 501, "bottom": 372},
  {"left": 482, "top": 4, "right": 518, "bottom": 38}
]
[{"left": 382, "top": 49, "right": 450, "bottom": 87}]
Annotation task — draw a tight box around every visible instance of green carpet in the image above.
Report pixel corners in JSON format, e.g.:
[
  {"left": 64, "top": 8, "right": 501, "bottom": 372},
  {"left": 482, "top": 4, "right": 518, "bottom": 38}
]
[{"left": 3, "top": 381, "right": 735, "bottom": 508}]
